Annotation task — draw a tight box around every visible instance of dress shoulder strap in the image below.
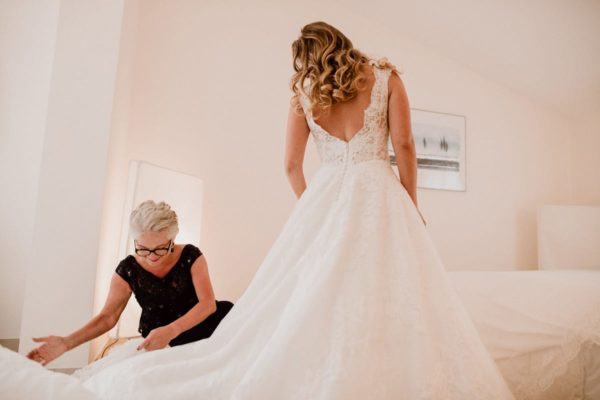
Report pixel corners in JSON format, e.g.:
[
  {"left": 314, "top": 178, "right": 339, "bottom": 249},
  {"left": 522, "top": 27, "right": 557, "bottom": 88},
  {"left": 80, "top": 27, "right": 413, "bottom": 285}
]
[{"left": 369, "top": 62, "right": 392, "bottom": 110}]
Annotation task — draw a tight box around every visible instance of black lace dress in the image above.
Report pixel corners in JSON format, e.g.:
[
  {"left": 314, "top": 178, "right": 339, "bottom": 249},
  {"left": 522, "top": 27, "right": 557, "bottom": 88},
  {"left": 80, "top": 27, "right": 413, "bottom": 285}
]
[{"left": 115, "top": 244, "right": 233, "bottom": 346}]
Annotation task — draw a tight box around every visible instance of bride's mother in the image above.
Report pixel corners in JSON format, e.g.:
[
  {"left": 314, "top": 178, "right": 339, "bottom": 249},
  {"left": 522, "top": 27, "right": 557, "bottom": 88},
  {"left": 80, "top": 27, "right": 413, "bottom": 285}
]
[{"left": 27, "top": 200, "right": 233, "bottom": 365}]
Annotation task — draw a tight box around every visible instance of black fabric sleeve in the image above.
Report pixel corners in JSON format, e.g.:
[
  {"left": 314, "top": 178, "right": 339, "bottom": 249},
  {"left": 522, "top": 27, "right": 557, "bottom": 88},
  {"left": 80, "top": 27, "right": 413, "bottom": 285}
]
[
  {"left": 185, "top": 244, "right": 202, "bottom": 266},
  {"left": 114, "top": 257, "right": 133, "bottom": 287},
  {"left": 183, "top": 244, "right": 203, "bottom": 269}
]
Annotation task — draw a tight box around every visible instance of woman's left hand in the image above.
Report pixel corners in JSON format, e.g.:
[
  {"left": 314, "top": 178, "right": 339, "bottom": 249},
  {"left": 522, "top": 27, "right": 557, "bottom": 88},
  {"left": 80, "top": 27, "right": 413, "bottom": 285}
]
[{"left": 137, "top": 325, "right": 178, "bottom": 351}]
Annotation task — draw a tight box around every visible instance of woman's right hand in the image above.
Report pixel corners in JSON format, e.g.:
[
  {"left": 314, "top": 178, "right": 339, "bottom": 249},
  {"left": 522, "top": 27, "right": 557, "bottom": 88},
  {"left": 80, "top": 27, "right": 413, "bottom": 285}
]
[{"left": 26, "top": 335, "right": 68, "bottom": 366}]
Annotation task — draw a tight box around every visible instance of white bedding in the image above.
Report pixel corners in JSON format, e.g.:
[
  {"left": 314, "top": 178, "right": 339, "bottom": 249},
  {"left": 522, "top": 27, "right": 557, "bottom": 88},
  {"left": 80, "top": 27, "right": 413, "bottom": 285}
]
[
  {"left": 1, "top": 270, "right": 599, "bottom": 399},
  {"left": 0, "top": 345, "right": 96, "bottom": 399},
  {"left": 449, "top": 270, "right": 600, "bottom": 400}
]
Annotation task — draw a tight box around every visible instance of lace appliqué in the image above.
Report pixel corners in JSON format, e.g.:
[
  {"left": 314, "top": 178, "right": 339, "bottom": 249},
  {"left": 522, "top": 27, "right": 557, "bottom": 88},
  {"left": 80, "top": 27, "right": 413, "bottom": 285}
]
[{"left": 299, "top": 63, "right": 393, "bottom": 166}]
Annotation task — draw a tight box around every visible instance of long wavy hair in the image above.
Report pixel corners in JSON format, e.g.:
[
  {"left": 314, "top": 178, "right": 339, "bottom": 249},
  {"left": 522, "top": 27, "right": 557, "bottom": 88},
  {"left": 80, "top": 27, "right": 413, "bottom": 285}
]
[{"left": 290, "top": 21, "right": 396, "bottom": 116}]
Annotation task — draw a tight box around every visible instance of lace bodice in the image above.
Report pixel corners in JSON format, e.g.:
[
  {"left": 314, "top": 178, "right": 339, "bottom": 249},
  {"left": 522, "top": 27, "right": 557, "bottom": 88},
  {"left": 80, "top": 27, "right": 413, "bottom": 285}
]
[{"left": 300, "top": 63, "right": 392, "bottom": 166}]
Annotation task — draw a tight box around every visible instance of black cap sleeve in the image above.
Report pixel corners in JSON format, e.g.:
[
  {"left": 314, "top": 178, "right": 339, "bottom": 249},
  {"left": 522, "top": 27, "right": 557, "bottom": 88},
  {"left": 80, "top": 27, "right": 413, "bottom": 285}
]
[
  {"left": 182, "top": 244, "right": 203, "bottom": 268},
  {"left": 115, "top": 256, "right": 134, "bottom": 287}
]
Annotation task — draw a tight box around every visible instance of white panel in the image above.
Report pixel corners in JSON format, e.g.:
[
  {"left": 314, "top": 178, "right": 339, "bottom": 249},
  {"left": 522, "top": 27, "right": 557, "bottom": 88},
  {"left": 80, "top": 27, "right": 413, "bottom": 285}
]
[
  {"left": 18, "top": 0, "right": 125, "bottom": 369},
  {"left": 538, "top": 206, "right": 600, "bottom": 270},
  {"left": 0, "top": 0, "right": 60, "bottom": 339}
]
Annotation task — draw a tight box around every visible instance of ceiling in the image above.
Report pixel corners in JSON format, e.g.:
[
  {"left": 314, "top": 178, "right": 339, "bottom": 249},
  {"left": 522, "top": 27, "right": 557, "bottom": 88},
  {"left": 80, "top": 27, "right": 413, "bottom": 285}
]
[{"left": 335, "top": 0, "right": 600, "bottom": 119}]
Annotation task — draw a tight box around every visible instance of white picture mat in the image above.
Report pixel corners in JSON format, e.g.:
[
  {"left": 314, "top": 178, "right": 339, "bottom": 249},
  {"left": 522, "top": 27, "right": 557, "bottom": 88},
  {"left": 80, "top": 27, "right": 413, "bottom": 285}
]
[{"left": 389, "top": 109, "right": 466, "bottom": 191}]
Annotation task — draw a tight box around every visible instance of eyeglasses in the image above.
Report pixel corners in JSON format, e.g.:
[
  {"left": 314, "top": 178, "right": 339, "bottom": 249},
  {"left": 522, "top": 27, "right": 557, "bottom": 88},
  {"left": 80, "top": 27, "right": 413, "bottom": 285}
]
[{"left": 134, "top": 240, "right": 173, "bottom": 257}]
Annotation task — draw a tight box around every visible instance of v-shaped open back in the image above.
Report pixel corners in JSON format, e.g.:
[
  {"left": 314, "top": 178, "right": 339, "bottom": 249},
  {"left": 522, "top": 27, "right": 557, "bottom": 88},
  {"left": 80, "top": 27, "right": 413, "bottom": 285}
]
[
  {"left": 299, "top": 61, "right": 393, "bottom": 165},
  {"left": 308, "top": 66, "right": 379, "bottom": 144}
]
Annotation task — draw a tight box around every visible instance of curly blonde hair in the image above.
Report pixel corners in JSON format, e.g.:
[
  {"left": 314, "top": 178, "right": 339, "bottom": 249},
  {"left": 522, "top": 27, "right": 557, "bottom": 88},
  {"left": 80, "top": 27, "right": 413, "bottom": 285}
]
[{"left": 290, "top": 21, "right": 397, "bottom": 116}]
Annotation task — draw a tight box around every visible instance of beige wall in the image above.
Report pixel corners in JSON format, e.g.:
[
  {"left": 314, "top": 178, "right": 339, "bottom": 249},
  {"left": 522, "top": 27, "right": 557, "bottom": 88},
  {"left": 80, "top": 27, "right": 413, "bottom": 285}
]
[
  {"left": 12, "top": 0, "right": 125, "bottom": 369},
  {"left": 94, "top": 0, "right": 573, "bottom": 312},
  {"left": 4, "top": 0, "right": 594, "bottom": 347},
  {"left": 90, "top": 0, "right": 140, "bottom": 359},
  {"left": 571, "top": 109, "right": 600, "bottom": 204},
  {"left": 0, "top": 0, "right": 60, "bottom": 338}
]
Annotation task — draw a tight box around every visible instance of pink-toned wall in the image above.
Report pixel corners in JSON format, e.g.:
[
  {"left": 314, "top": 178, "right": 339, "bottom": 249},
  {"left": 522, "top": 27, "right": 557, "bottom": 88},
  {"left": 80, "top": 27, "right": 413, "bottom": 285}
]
[
  {"left": 571, "top": 110, "right": 600, "bottom": 204},
  {"left": 3, "top": 0, "right": 596, "bottom": 351},
  {"left": 0, "top": 0, "right": 124, "bottom": 368},
  {"left": 0, "top": 0, "right": 60, "bottom": 340},
  {"left": 95, "top": 0, "right": 573, "bottom": 310}
]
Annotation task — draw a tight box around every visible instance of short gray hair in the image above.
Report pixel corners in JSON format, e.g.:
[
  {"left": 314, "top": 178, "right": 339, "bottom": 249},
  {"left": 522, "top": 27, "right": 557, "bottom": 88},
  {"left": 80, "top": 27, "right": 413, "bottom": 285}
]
[{"left": 129, "top": 200, "right": 179, "bottom": 239}]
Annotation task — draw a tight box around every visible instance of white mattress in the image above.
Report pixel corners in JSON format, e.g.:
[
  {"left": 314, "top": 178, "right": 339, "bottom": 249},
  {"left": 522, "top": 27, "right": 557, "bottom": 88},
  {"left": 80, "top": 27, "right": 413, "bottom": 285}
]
[
  {"left": 1, "top": 270, "right": 599, "bottom": 400},
  {"left": 449, "top": 270, "right": 600, "bottom": 400}
]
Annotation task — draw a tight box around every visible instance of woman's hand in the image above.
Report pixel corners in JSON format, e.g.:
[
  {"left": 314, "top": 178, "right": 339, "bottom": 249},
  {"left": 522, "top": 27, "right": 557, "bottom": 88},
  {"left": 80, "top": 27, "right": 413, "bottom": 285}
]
[
  {"left": 26, "top": 336, "right": 68, "bottom": 366},
  {"left": 137, "top": 325, "right": 178, "bottom": 351}
]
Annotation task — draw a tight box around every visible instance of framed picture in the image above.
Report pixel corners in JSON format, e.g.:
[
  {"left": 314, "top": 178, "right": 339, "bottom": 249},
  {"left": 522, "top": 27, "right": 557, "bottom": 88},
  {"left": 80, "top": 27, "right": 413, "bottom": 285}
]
[{"left": 388, "top": 109, "right": 466, "bottom": 191}]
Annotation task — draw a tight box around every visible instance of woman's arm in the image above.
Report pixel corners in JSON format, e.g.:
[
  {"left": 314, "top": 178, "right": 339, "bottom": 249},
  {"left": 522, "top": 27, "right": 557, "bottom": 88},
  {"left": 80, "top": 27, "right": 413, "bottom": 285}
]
[
  {"left": 388, "top": 72, "right": 426, "bottom": 225},
  {"left": 284, "top": 102, "right": 310, "bottom": 199},
  {"left": 26, "top": 273, "right": 132, "bottom": 365},
  {"left": 137, "top": 255, "right": 217, "bottom": 351},
  {"left": 388, "top": 72, "right": 417, "bottom": 205}
]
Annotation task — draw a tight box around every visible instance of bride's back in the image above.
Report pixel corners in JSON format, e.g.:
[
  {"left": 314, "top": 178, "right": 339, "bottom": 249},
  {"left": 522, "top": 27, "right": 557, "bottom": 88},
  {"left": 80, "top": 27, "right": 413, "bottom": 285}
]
[{"left": 311, "top": 64, "right": 377, "bottom": 143}]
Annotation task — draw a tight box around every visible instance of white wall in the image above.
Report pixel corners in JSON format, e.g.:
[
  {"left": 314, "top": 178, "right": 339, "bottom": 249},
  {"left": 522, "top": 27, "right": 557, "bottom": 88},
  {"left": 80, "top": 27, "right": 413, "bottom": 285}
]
[
  {"left": 16, "top": 0, "right": 125, "bottom": 368},
  {"left": 571, "top": 109, "right": 600, "bottom": 204},
  {"left": 90, "top": 0, "right": 140, "bottom": 359},
  {"left": 370, "top": 27, "right": 572, "bottom": 271},
  {"left": 0, "top": 0, "right": 61, "bottom": 339},
  {"left": 93, "top": 0, "right": 572, "bottom": 314},
  {"left": 4, "top": 0, "right": 592, "bottom": 355}
]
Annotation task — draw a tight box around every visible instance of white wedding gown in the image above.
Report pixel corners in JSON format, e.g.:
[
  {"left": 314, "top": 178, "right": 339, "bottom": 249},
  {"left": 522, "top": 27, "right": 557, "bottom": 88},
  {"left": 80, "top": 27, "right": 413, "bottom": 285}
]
[
  {"left": 74, "top": 64, "right": 516, "bottom": 399},
  {"left": 3, "top": 64, "right": 515, "bottom": 399}
]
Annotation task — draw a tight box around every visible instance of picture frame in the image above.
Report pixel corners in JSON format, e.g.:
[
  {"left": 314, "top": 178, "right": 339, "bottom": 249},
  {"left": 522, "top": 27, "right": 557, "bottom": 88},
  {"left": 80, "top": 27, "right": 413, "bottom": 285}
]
[{"left": 389, "top": 109, "right": 466, "bottom": 191}]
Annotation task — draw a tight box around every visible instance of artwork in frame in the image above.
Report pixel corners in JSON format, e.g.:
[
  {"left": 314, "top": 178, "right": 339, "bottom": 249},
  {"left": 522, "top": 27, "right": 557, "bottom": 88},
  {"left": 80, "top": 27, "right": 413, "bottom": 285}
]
[{"left": 388, "top": 109, "right": 466, "bottom": 191}]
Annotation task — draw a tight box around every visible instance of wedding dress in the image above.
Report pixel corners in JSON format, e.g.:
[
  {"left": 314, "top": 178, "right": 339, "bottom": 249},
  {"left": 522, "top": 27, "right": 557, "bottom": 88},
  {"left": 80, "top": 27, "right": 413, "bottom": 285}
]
[{"left": 73, "top": 63, "right": 516, "bottom": 399}]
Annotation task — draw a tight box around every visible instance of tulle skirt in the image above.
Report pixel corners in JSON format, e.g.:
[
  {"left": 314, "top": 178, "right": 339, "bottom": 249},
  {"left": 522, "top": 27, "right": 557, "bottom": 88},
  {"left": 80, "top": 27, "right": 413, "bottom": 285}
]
[{"left": 79, "top": 159, "right": 514, "bottom": 400}]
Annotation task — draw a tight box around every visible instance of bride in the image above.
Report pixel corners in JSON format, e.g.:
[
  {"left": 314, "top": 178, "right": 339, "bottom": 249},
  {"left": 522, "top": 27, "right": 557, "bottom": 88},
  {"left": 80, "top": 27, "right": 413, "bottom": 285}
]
[{"left": 5, "top": 21, "right": 516, "bottom": 400}]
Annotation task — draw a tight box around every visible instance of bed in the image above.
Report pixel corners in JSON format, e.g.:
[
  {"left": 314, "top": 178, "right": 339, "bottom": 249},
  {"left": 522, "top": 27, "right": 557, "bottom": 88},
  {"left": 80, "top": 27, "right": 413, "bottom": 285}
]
[
  {"left": 448, "top": 205, "right": 600, "bottom": 400},
  {"left": 1, "top": 206, "right": 599, "bottom": 399},
  {"left": 449, "top": 270, "right": 600, "bottom": 400},
  {"left": 93, "top": 271, "right": 600, "bottom": 400}
]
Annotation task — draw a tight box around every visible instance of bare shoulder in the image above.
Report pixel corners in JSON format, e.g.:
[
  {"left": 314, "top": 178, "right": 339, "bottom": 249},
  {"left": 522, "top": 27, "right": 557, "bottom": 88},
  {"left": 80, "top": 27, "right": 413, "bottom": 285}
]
[
  {"left": 290, "top": 96, "right": 306, "bottom": 116},
  {"left": 287, "top": 97, "right": 310, "bottom": 134},
  {"left": 388, "top": 70, "right": 409, "bottom": 104},
  {"left": 191, "top": 253, "right": 208, "bottom": 269},
  {"left": 388, "top": 70, "right": 405, "bottom": 92}
]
